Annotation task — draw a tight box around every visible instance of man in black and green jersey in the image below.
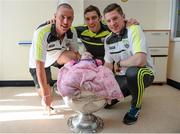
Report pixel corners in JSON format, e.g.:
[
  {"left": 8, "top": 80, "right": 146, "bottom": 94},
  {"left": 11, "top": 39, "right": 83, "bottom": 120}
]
[
  {"left": 103, "top": 3, "right": 154, "bottom": 125},
  {"left": 74, "top": 5, "right": 110, "bottom": 61}
]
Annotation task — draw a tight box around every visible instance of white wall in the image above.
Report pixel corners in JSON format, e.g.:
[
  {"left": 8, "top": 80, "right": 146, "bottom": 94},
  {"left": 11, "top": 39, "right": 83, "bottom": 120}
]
[
  {"left": 0, "top": 0, "right": 84, "bottom": 80},
  {"left": 155, "top": 0, "right": 171, "bottom": 29},
  {"left": 0, "top": 0, "right": 57, "bottom": 80},
  {"left": 166, "top": 0, "right": 180, "bottom": 83},
  {"left": 0, "top": 2, "right": 2, "bottom": 80},
  {"left": 84, "top": 0, "right": 170, "bottom": 30},
  {"left": 2, "top": 0, "right": 180, "bottom": 83},
  {"left": 167, "top": 41, "right": 180, "bottom": 82}
]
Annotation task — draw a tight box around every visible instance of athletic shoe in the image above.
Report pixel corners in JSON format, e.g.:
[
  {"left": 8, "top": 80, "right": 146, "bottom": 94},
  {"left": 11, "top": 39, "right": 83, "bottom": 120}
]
[{"left": 123, "top": 106, "right": 141, "bottom": 125}]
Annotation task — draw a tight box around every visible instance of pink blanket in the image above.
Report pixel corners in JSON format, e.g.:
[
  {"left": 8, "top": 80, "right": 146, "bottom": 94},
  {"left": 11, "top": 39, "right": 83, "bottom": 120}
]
[{"left": 57, "top": 59, "right": 124, "bottom": 101}]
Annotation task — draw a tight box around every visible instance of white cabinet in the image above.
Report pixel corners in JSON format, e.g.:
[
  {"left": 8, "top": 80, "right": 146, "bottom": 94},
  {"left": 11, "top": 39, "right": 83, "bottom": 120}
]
[
  {"left": 144, "top": 30, "right": 170, "bottom": 83},
  {"left": 152, "top": 57, "right": 168, "bottom": 83}
]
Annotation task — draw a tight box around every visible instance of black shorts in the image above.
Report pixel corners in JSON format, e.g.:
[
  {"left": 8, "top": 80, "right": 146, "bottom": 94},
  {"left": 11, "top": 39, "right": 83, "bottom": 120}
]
[{"left": 29, "top": 67, "right": 52, "bottom": 89}]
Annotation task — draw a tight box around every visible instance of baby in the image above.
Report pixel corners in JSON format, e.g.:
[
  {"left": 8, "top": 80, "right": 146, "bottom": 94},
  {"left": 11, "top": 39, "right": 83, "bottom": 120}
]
[
  {"left": 68, "top": 52, "right": 102, "bottom": 67},
  {"left": 57, "top": 51, "right": 124, "bottom": 103}
]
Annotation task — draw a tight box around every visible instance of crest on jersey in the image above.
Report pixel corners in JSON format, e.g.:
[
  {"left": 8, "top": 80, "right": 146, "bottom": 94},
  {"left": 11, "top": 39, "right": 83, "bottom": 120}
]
[{"left": 122, "top": 39, "right": 129, "bottom": 48}]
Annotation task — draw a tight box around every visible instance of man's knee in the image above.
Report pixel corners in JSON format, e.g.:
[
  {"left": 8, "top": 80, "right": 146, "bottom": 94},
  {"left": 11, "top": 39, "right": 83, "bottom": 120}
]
[
  {"left": 29, "top": 67, "right": 52, "bottom": 88},
  {"left": 126, "top": 66, "right": 154, "bottom": 87},
  {"left": 126, "top": 66, "right": 139, "bottom": 80}
]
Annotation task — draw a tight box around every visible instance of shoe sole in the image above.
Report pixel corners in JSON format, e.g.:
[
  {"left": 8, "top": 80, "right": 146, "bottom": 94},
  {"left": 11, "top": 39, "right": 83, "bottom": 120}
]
[{"left": 123, "top": 120, "right": 137, "bottom": 125}]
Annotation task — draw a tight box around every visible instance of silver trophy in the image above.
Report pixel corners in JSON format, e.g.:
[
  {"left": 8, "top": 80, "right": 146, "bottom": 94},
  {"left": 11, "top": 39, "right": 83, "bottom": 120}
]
[{"left": 63, "top": 89, "right": 106, "bottom": 133}]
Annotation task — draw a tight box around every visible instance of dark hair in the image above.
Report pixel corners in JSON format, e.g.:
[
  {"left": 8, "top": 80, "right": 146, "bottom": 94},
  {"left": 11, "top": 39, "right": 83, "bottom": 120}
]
[
  {"left": 103, "top": 3, "right": 124, "bottom": 16},
  {"left": 57, "top": 3, "right": 73, "bottom": 11},
  {"left": 84, "top": 5, "right": 101, "bottom": 17}
]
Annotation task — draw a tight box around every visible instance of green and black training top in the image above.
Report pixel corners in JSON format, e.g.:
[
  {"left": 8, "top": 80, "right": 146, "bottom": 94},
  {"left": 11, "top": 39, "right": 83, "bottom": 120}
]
[{"left": 74, "top": 22, "right": 110, "bottom": 60}]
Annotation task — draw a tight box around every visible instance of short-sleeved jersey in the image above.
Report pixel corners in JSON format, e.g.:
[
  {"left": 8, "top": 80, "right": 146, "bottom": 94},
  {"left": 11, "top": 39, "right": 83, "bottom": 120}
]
[
  {"left": 104, "top": 25, "right": 154, "bottom": 75},
  {"left": 74, "top": 22, "right": 110, "bottom": 59},
  {"left": 29, "top": 24, "right": 78, "bottom": 68}
]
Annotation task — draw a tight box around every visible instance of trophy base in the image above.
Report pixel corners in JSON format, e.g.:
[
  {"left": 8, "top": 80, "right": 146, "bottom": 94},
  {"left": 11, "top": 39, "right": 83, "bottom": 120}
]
[{"left": 67, "top": 113, "right": 104, "bottom": 133}]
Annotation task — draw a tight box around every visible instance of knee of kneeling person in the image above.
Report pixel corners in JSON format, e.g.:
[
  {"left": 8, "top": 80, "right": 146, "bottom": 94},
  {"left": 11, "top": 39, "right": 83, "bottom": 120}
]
[{"left": 125, "top": 66, "right": 140, "bottom": 79}]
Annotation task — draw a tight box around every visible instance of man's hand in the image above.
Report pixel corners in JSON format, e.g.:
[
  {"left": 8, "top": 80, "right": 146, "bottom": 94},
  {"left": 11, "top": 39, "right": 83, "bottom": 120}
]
[
  {"left": 41, "top": 87, "right": 53, "bottom": 115},
  {"left": 42, "top": 93, "right": 52, "bottom": 107},
  {"left": 47, "top": 17, "right": 56, "bottom": 24},
  {"left": 126, "top": 18, "right": 139, "bottom": 27},
  {"left": 114, "top": 62, "right": 121, "bottom": 74}
]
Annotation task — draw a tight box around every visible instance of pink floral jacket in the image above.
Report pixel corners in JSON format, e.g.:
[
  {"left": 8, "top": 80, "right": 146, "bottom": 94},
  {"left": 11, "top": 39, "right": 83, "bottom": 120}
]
[{"left": 57, "top": 59, "right": 124, "bottom": 102}]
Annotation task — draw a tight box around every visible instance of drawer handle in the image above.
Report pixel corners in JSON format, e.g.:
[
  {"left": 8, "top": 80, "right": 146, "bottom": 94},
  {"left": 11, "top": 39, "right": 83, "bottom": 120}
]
[
  {"left": 151, "top": 32, "right": 169, "bottom": 36},
  {"left": 150, "top": 49, "right": 160, "bottom": 52},
  {"left": 151, "top": 33, "right": 161, "bottom": 35}
]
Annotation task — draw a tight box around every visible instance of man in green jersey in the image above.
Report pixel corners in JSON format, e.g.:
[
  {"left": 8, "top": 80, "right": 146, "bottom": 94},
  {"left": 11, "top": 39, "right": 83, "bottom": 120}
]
[
  {"left": 29, "top": 3, "right": 79, "bottom": 110},
  {"left": 103, "top": 3, "right": 154, "bottom": 125}
]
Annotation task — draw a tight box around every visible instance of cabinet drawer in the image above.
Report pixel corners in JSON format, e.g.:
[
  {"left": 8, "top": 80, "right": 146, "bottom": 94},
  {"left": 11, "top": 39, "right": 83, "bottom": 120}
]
[
  {"left": 149, "top": 48, "right": 168, "bottom": 56},
  {"left": 145, "top": 31, "right": 170, "bottom": 47},
  {"left": 152, "top": 57, "right": 168, "bottom": 83}
]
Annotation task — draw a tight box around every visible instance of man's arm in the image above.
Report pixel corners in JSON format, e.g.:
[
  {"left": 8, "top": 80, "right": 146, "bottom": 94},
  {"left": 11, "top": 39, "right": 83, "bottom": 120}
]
[
  {"left": 36, "top": 61, "right": 52, "bottom": 107},
  {"left": 37, "top": 22, "right": 49, "bottom": 29},
  {"left": 118, "top": 52, "right": 147, "bottom": 68},
  {"left": 120, "top": 25, "right": 147, "bottom": 68}
]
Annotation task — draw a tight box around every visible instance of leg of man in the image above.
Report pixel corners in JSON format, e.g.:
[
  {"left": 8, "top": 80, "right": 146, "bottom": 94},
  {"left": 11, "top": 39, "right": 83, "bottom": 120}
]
[
  {"left": 123, "top": 66, "right": 154, "bottom": 125},
  {"left": 29, "top": 67, "right": 52, "bottom": 97},
  {"left": 104, "top": 75, "right": 131, "bottom": 109}
]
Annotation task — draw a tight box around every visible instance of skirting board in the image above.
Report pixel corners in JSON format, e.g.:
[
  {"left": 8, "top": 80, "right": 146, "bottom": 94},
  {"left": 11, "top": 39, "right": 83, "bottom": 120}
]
[
  {"left": 0, "top": 79, "right": 179, "bottom": 90},
  {"left": 167, "top": 79, "right": 180, "bottom": 90},
  {"left": 0, "top": 80, "right": 56, "bottom": 87}
]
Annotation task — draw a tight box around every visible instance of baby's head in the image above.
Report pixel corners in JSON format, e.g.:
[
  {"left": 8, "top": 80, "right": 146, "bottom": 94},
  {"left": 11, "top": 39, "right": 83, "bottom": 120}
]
[
  {"left": 81, "top": 52, "right": 93, "bottom": 60},
  {"left": 81, "top": 52, "right": 103, "bottom": 66}
]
